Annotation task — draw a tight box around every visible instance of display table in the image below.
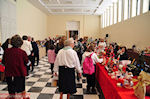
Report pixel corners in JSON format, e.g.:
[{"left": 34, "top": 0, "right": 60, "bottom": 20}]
[{"left": 96, "top": 63, "right": 150, "bottom": 99}]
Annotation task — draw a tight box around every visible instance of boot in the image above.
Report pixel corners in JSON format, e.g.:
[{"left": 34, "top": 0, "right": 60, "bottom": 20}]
[
  {"left": 91, "top": 87, "right": 96, "bottom": 93},
  {"left": 86, "top": 87, "right": 90, "bottom": 93}
]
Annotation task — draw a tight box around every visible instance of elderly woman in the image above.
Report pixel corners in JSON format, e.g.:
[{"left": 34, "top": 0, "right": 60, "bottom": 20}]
[
  {"left": 2, "top": 35, "right": 29, "bottom": 98},
  {"left": 54, "top": 38, "right": 82, "bottom": 99}
]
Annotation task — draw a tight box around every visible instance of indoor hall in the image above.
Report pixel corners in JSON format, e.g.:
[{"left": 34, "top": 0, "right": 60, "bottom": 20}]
[{"left": 0, "top": 0, "right": 150, "bottom": 99}]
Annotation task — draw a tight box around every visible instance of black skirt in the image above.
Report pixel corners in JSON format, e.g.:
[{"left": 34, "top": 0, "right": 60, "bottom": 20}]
[
  {"left": 6, "top": 76, "right": 25, "bottom": 94},
  {"left": 58, "top": 66, "right": 76, "bottom": 94}
]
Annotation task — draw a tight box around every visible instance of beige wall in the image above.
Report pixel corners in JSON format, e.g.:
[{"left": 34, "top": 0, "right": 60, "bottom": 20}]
[
  {"left": 17, "top": 0, "right": 48, "bottom": 40},
  {"left": 1, "top": 0, "right": 101, "bottom": 41},
  {"left": 101, "top": 12, "right": 150, "bottom": 49},
  {"left": 48, "top": 15, "right": 101, "bottom": 39},
  {"left": 84, "top": 16, "right": 101, "bottom": 38}
]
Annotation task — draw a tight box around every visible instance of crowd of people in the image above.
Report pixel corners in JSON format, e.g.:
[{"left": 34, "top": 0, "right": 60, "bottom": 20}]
[{"left": 0, "top": 34, "right": 132, "bottom": 99}]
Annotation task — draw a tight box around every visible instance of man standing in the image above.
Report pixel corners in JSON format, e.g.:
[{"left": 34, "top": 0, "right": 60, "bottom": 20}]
[{"left": 31, "top": 38, "right": 39, "bottom": 70}]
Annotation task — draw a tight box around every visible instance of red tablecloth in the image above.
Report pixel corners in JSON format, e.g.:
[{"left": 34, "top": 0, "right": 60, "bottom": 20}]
[{"left": 96, "top": 63, "right": 150, "bottom": 99}]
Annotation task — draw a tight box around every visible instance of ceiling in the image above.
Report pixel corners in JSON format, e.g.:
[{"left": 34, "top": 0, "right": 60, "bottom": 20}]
[{"left": 28, "top": 0, "right": 115, "bottom": 15}]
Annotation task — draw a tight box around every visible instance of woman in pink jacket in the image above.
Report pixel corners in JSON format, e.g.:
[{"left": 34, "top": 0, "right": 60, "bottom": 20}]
[{"left": 48, "top": 45, "right": 56, "bottom": 74}]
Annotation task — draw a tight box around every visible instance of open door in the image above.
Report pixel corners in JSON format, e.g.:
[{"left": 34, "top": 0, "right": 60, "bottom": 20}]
[
  {"left": 69, "top": 30, "right": 78, "bottom": 40},
  {"left": 66, "top": 21, "right": 80, "bottom": 39}
]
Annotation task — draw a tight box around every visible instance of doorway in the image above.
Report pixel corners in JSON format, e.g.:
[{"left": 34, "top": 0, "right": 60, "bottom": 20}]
[
  {"left": 69, "top": 30, "right": 78, "bottom": 40},
  {"left": 66, "top": 21, "right": 80, "bottom": 39}
]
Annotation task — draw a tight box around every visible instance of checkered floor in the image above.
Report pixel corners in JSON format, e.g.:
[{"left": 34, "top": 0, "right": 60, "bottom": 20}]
[{"left": 0, "top": 57, "right": 101, "bottom": 99}]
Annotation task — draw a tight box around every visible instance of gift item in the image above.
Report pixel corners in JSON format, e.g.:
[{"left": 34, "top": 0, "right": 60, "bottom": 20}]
[
  {"left": 111, "top": 75, "right": 116, "bottom": 79},
  {"left": 120, "top": 60, "right": 131, "bottom": 66},
  {"left": 122, "top": 66, "right": 126, "bottom": 73},
  {"left": 117, "top": 83, "right": 122, "bottom": 87},
  {"left": 119, "top": 64, "right": 123, "bottom": 70},
  {"left": 123, "top": 79, "right": 129, "bottom": 86},
  {"left": 133, "top": 71, "right": 150, "bottom": 99},
  {"left": 118, "top": 78, "right": 124, "bottom": 84},
  {"left": 130, "top": 81, "right": 134, "bottom": 87},
  {"left": 113, "top": 66, "right": 118, "bottom": 72}
]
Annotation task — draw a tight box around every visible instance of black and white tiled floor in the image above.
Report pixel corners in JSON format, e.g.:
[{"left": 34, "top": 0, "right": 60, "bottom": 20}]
[{"left": 0, "top": 57, "right": 100, "bottom": 99}]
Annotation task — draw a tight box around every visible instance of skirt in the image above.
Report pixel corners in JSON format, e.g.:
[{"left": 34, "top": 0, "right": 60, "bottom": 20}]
[
  {"left": 58, "top": 66, "right": 76, "bottom": 94},
  {"left": 6, "top": 76, "right": 25, "bottom": 94}
]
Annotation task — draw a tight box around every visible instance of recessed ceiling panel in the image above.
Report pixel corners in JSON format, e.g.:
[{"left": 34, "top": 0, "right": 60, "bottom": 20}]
[
  {"left": 51, "top": 9, "right": 63, "bottom": 12},
  {"left": 29, "top": 0, "right": 106, "bottom": 15},
  {"left": 64, "top": 9, "right": 82, "bottom": 12}
]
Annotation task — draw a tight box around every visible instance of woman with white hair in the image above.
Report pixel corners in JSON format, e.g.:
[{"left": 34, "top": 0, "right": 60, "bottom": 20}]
[{"left": 53, "top": 38, "right": 82, "bottom": 99}]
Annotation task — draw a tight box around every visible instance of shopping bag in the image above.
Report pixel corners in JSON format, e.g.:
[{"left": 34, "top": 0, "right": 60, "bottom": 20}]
[
  {"left": 133, "top": 71, "right": 150, "bottom": 99},
  {"left": 51, "top": 76, "right": 58, "bottom": 87},
  {"left": 0, "top": 63, "right": 5, "bottom": 72}
]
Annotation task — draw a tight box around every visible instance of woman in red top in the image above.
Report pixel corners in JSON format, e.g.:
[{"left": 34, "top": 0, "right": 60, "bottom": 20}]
[{"left": 2, "top": 35, "right": 29, "bottom": 98}]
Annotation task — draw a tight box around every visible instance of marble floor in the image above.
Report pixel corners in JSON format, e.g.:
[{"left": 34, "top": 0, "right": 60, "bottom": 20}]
[{"left": 0, "top": 57, "right": 101, "bottom": 99}]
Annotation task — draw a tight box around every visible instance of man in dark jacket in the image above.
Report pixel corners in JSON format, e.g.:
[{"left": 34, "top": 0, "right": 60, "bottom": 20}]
[{"left": 31, "top": 38, "right": 39, "bottom": 70}]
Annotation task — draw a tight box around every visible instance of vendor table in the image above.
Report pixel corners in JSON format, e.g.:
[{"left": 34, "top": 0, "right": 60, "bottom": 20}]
[{"left": 96, "top": 63, "right": 150, "bottom": 99}]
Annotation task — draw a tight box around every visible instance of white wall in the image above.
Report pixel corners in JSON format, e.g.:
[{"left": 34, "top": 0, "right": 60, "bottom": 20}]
[{"left": 0, "top": 0, "right": 16, "bottom": 43}]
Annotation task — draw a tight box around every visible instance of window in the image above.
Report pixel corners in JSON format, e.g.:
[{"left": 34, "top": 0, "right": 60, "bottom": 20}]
[
  {"left": 101, "top": 14, "right": 104, "bottom": 28},
  {"left": 114, "top": 2, "right": 117, "bottom": 24},
  {"left": 124, "top": 0, "right": 129, "bottom": 20},
  {"left": 132, "top": 0, "right": 137, "bottom": 17},
  {"left": 104, "top": 11, "right": 107, "bottom": 27},
  {"left": 100, "top": 0, "right": 148, "bottom": 28},
  {"left": 105, "top": 10, "right": 107, "bottom": 27},
  {"left": 118, "top": 0, "right": 123, "bottom": 22},
  {"left": 110, "top": 5, "right": 113, "bottom": 25},
  {"left": 128, "top": 0, "right": 131, "bottom": 18},
  {"left": 149, "top": 0, "right": 150, "bottom": 11},
  {"left": 107, "top": 8, "right": 110, "bottom": 26},
  {"left": 143, "top": 0, "right": 149, "bottom": 13},
  {"left": 103, "top": 13, "right": 105, "bottom": 28},
  {"left": 137, "top": 0, "right": 141, "bottom": 15},
  {"left": 101, "top": 14, "right": 103, "bottom": 28},
  {"left": 103, "top": 12, "right": 104, "bottom": 27}
]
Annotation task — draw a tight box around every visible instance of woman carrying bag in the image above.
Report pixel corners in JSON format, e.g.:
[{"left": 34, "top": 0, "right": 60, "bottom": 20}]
[{"left": 82, "top": 44, "right": 103, "bottom": 93}]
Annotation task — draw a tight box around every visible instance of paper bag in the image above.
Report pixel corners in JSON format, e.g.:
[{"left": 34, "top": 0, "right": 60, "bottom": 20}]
[
  {"left": 134, "top": 83, "right": 146, "bottom": 99},
  {"left": 51, "top": 76, "right": 58, "bottom": 87},
  {"left": 133, "top": 71, "right": 150, "bottom": 99}
]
